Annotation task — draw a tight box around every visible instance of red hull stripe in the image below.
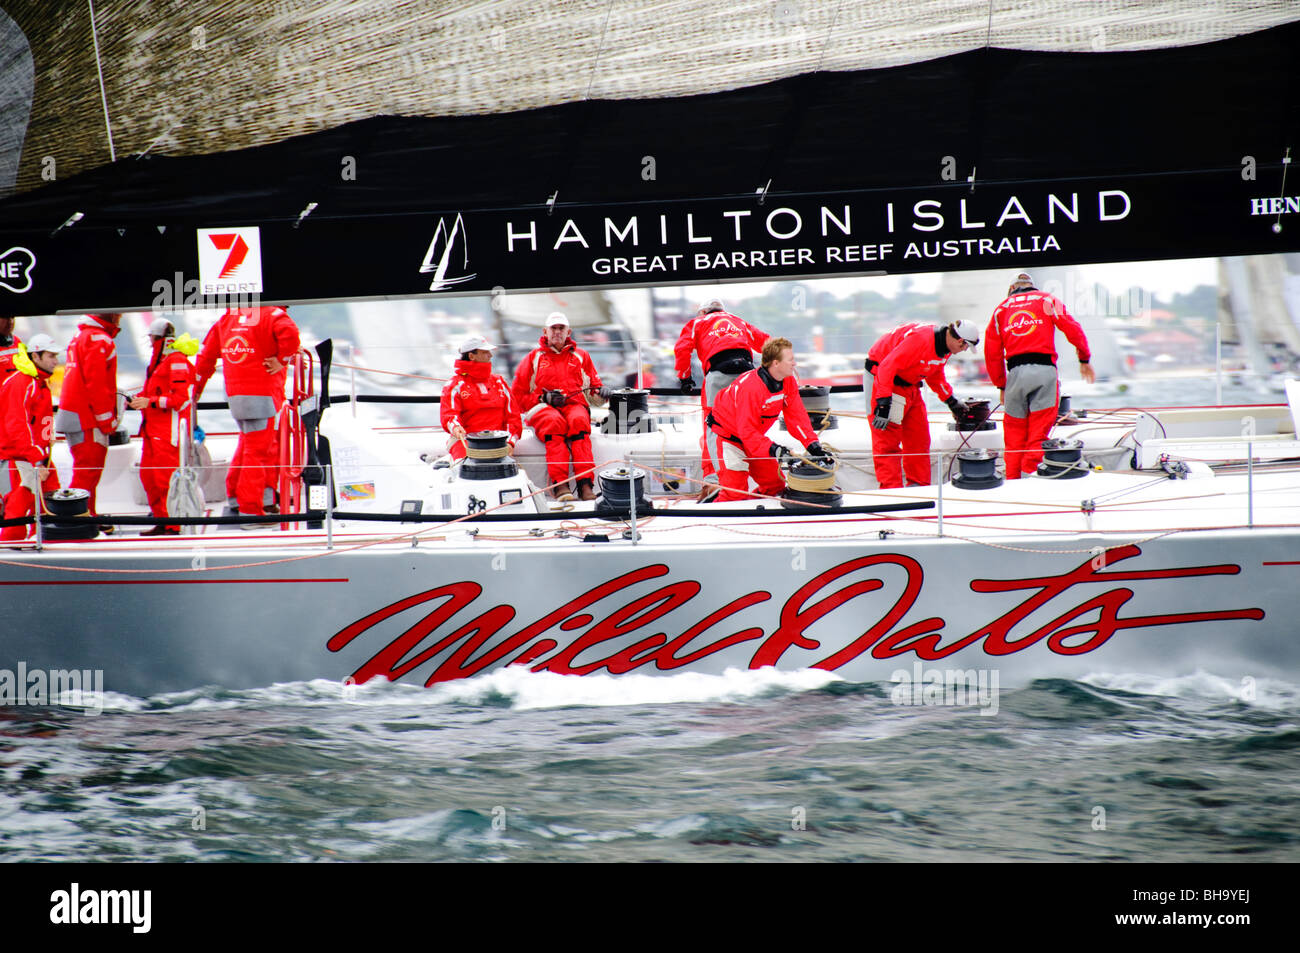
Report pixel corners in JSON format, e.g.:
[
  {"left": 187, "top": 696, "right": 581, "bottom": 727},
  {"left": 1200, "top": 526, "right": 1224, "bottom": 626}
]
[{"left": 0, "top": 578, "right": 349, "bottom": 586}]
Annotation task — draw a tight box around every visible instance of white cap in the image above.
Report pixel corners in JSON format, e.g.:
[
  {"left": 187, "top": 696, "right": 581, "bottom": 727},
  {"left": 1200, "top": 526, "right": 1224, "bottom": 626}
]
[
  {"left": 545, "top": 312, "right": 569, "bottom": 328},
  {"left": 25, "top": 332, "right": 62, "bottom": 355},
  {"left": 951, "top": 320, "right": 980, "bottom": 345},
  {"left": 457, "top": 334, "right": 498, "bottom": 355},
  {"left": 1010, "top": 272, "right": 1035, "bottom": 290},
  {"left": 698, "top": 297, "right": 725, "bottom": 314},
  {"left": 148, "top": 317, "right": 174, "bottom": 337}
]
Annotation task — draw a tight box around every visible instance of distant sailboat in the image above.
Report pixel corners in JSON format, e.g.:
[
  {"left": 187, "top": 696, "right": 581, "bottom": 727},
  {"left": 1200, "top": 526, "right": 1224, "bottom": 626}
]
[{"left": 1219, "top": 256, "right": 1300, "bottom": 384}]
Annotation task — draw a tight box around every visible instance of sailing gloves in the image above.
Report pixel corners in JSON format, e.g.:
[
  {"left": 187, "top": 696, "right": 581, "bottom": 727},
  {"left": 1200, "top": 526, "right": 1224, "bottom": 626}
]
[
  {"left": 945, "top": 396, "right": 965, "bottom": 420},
  {"left": 679, "top": 377, "right": 695, "bottom": 394},
  {"left": 871, "top": 396, "right": 892, "bottom": 430},
  {"left": 542, "top": 390, "right": 566, "bottom": 408},
  {"left": 805, "top": 441, "right": 834, "bottom": 467},
  {"left": 770, "top": 444, "right": 795, "bottom": 468}
]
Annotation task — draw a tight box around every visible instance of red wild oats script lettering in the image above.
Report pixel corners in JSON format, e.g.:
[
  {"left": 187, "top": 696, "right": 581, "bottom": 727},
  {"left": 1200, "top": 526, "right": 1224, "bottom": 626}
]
[{"left": 327, "top": 547, "right": 1264, "bottom": 685}]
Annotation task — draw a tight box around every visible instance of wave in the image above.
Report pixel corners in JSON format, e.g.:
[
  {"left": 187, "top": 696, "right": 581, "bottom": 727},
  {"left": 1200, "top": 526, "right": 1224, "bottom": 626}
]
[
  {"left": 84, "top": 667, "right": 843, "bottom": 715},
  {"left": 1079, "top": 670, "right": 1300, "bottom": 708}
]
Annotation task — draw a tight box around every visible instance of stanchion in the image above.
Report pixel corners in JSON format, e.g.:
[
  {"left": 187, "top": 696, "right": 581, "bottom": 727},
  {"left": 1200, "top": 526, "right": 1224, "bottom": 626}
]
[
  {"left": 629, "top": 475, "right": 638, "bottom": 545},
  {"left": 936, "top": 469, "right": 944, "bottom": 538},
  {"left": 326, "top": 464, "right": 334, "bottom": 550},
  {"left": 349, "top": 343, "right": 357, "bottom": 417},
  {"left": 1215, "top": 323, "right": 1223, "bottom": 406},
  {"left": 1247, "top": 441, "right": 1253, "bottom": 528}
]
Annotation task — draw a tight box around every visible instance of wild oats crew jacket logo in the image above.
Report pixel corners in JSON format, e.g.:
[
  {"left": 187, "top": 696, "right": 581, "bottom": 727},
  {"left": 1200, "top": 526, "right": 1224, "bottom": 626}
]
[{"left": 222, "top": 335, "right": 257, "bottom": 364}]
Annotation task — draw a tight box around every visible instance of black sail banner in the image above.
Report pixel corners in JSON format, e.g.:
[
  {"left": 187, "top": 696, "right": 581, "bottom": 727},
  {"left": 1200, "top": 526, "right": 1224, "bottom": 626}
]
[
  {"left": 2, "top": 171, "right": 1297, "bottom": 314},
  {"left": 2, "top": 15, "right": 1298, "bottom": 314}
]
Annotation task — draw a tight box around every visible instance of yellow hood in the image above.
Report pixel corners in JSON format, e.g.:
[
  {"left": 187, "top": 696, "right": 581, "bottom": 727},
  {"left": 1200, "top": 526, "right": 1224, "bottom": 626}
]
[
  {"left": 170, "top": 332, "right": 201, "bottom": 357},
  {"left": 12, "top": 342, "right": 38, "bottom": 378}
]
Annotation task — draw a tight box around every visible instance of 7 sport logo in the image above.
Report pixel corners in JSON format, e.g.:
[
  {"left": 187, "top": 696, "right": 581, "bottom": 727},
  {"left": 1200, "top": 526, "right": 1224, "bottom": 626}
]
[
  {"left": 0, "top": 246, "right": 36, "bottom": 294},
  {"left": 208, "top": 232, "right": 249, "bottom": 278},
  {"left": 197, "top": 226, "right": 263, "bottom": 295}
]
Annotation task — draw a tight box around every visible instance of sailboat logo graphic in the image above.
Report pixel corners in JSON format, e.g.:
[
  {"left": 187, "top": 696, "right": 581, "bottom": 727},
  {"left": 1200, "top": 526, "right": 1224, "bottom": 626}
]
[{"left": 419, "top": 213, "right": 477, "bottom": 291}]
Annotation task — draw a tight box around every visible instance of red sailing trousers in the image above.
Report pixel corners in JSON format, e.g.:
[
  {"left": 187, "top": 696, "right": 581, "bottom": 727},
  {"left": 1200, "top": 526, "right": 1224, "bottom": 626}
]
[
  {"left": 710, "top": 432, "right": 783, "bottom": 502},
  {"left": 698, "top": 391, "right": 716, "bottom": 480},
  {"left": 1, "top": 461, "right": 59, "bottom": 541},
  {"left": 1003, "top": 402, "right": 1058, "bottom": 479},
  {"left": 139, "top": 436, "right": 180, "bottom": 520},
  {"left": 530, "top": 403, "right": 594, "bottom": 489},
  {"left": 68, "top": 428, "right": 109, "bottom": 514},
  {"left": 226, "top": 421, "right": 277, "bottom": 515},
  {"left": 870, "top": 387, "right": 932, "bottom": 489}
]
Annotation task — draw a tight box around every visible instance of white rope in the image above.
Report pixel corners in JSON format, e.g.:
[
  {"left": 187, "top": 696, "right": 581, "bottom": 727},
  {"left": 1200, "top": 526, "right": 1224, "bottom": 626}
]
[
  {"left": 813, "top": 0, "right": 849, "bottom": 75},
  {"left": 584, "top": 0, "right": 616, "bottom": 102},
  {"left": 87, "top": 0, "right": 116, "bottom": 162}
]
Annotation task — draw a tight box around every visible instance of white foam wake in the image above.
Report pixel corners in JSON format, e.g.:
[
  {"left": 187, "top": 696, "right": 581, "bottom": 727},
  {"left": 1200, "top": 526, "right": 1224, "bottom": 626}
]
[
  {"left": 1081, "top": 670, "right": 1300, "bottom": 708},
  {"left": 425, "top": 665, "right": 842, "bottom": 711},
  {"left": 84, "top": 667, "right": 842, "bottom": 714}
]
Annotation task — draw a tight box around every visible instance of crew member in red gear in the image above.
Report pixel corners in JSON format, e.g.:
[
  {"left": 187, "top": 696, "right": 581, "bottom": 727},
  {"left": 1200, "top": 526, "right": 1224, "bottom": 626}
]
[
  {"left": 0, "top": 315, "right": 21, "bottom": 379},
  {"left": 623, "top": 363, "right": 657, "bottom": 389},
  {"left": 1, "top": 334, "right": 62, "bottom": 542},
  {"left": 441, "top": 335, "right": 522, "bottom": 460},
  {"left": 0, "top": 315, "right": 20, "bottom": 500},
  {"left": 54, "top": 313, "right": 121, "bottom": 516},
  {"left": 984, "top": 272, "right": 1094, "bottom": 479},
  {"left": 512, "top": 312, "right": 610, "bottom": 501},
  {"left": 128, "top": 319, "right": 198, "bottom": 535},
  {"left": 707, "top": 337, "right": 833, "bottom": 503},
  {"left": 194, "top": 305, "right": 301, "bottom": 520},
  {"left": 674, "top": 298, "right": 770, "bottom": 489},
  {"left": 868, "top": 321, "right": 979, "bottom": 489}
]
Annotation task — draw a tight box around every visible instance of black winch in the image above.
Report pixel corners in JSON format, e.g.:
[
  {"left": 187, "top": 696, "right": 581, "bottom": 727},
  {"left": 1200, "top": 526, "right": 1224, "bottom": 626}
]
[
  {"left": 601, "top": 389, "right": 656, "bottom": 434},
  {"left": 947, "top": 398, "right": 996, "bottom": 432},
  {"left": 459, "top": 430, "right": 518, "bottom": 480},
  {"left": 781, "top": 385, "right": 835, "bottom": 431},
  {"left": 1036, "top": 438, "right": 1089, "bottom": 479},
  {"left": 1056, "top": 393, "right": 1082, "bottom": 426},
  {"left": 41, "top": 487, "right": 99, "bottom": 540},
  {"left": 951, "top": 449, "right": 1003, "bottom": 489},
  {"left": 595, "top": 465, "right": 654, "bottom": 519},
  {"left": 781, "top": 460, "right": 842, "bottom": 510}
]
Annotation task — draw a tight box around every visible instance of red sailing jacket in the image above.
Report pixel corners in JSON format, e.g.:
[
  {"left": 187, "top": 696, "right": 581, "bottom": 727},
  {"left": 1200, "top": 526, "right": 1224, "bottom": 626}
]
[
  {"left": 0, "top": 334, "right": 21, "bottom": 379},
  {"left": 511, "top": 336, "right": 602, "bottom": 422},
  {"left": 673, "top": 310, "right": 769, "bottom": 378},
  {"left": 869, "top": 323, "right": 956, "bottom": 404},
  {"left": 59, "top": 315, "right": 120, "bottom": 433},
  {"left": 867, "top": 323, "right": 957, "bottom": 402},
  {"left": 0, "top": 361, "right": 54, "bottom": 464},
  {"left": 984, "top": 289, "right": 1091, "bottom": 389},
  {"left": 709, "top": 367, "right": 816, "bottom": 459},
  {"left": 194, "top": 306, "right": 301, "bottom": 400},
  {"left": 137, "top": 345, "right": 195, "bottom": 444},
  {"left": 441, "top": 359, "right": 522, "bottom": 440}
]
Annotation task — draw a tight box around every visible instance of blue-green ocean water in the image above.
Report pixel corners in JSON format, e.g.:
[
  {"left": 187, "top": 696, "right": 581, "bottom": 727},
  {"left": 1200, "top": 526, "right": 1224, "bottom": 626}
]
[{"left": 3, "top": 668, "right": 1297, "bottom": 862}]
